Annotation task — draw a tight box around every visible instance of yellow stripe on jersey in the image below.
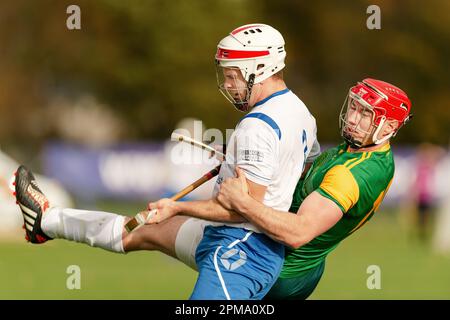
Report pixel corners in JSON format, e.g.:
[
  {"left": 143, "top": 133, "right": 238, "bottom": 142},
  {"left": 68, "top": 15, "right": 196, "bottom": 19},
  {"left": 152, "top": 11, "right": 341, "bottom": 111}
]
[
  {"left": 343, "top": 156, "right": 360, "bottom": 168},
  {"left": 319, "top": 165, "right": 359, "bottom": 213},
  {"left": 347, "top": 152, "right": 372, "bottom": 170},
  {"left": 373, "top": 143, "right": 391, "bottom": 153},
  {"left": 349, "top": 178, "right": 394, "bottom": 234},
  {"left": 343, "top": 143, "right": 389, "bottom": 169}
]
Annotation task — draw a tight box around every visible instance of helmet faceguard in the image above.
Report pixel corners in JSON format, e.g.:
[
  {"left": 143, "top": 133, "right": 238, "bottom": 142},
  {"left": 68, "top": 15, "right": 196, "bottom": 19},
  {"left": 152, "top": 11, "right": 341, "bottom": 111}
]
[
  {"left": 339, "top": 78, "right": 412, "bottom": 148},
  {"left": 339, "top": 93, "right": 378, "bottom": 148},
  {"left": 215, "top": 24, "right": 286, "bottom": 112},
  {"left": 216, "top": 64, "right": 256, "bottom": 112}
]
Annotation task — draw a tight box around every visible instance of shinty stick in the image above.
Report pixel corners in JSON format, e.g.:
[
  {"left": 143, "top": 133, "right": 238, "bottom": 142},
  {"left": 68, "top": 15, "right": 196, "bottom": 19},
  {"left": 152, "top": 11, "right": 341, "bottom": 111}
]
[
  {"left": 170, "top": 132, "right": 226, "bottom": 160},
  {"left": 124, "top": 165, "right": 221, "bottom": 233}
]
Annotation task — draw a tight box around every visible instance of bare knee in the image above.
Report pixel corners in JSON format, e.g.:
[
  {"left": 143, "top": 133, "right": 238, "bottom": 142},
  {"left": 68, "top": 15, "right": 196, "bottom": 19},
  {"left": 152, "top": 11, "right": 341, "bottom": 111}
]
[
  {"left": 121, "top": 217, "right": 158, "bottom": 252},
  {"left": 121, "top": 216, "right": 187, "bottom": 258}
]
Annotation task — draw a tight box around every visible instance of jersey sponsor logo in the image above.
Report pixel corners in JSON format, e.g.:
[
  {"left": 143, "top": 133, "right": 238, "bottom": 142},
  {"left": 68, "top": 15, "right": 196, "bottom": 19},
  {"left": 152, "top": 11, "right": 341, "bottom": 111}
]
[
  {"left": 238, "top": 150, "right": 264, "bottom": 162},
  {"left": 220, "top": 248, "right": 247, "bottom": 271}
]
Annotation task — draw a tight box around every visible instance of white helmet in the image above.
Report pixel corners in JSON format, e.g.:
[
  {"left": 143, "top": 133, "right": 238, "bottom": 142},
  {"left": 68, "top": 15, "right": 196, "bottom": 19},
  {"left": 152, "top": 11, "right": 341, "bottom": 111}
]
[{"left": 215, "top": 24, "right": 286, "bottom": 111}]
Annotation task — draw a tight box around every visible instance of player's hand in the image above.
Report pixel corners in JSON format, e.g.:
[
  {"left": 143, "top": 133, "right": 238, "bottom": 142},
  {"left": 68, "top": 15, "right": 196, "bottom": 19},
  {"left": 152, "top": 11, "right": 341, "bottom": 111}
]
[
  {"left": 145, "top": 198, "right": 179, "bottom": 224},
  {"left": 209, "top": 144, "right": 225, "bottom": 162},
  {"left": 217, "top": 167, "right": 250, "bottom": 211}
]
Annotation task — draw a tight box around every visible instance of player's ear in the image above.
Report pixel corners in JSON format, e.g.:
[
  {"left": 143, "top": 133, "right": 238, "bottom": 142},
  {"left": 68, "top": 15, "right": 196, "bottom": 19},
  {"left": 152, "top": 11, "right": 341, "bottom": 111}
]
[{"left": 382, "top": 119, "right": 399, "bottom": 137}]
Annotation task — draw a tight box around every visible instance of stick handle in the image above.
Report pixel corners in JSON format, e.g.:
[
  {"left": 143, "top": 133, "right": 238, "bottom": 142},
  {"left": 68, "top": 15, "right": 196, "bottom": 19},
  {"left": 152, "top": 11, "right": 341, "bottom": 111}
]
[
  {"left": 171, "top": 133, "right": 226, "bottom": 159},
  {"left": 124, "top": 165, "right": 221, "bottom": 233}
]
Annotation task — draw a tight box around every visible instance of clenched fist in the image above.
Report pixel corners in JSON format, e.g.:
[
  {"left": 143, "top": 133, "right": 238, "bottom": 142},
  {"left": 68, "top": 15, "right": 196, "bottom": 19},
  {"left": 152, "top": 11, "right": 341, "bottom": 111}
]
[{"left": 217, "top": 167, "right": 250, "bottom": 211}]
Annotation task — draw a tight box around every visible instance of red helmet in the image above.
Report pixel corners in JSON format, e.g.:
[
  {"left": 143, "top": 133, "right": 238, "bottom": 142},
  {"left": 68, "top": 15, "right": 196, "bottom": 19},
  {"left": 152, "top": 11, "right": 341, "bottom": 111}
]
[
  {"left": 340, "top": 78, "right": 412, "bottom": 147},
  {"left": 350, "top": 79, "right": 411, "bottom": 126}
]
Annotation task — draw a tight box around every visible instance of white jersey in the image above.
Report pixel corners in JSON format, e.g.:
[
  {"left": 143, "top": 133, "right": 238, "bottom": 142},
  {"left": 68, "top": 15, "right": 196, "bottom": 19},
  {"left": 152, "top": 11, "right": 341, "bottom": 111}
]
[{"left": 212, "top": 88, "right": 317, "bottom": 232}]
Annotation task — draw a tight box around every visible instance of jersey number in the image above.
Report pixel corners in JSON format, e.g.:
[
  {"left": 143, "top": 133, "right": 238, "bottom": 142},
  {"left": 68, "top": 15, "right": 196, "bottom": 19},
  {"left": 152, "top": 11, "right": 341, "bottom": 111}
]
[{"left": 301, "top": 130, "right": 308, "bottom": 171}]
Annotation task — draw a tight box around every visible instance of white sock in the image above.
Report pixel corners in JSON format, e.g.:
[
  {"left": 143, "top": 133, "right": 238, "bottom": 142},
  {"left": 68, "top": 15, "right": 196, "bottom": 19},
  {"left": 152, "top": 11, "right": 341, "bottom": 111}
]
[{"left": 41, "top": 207, "right": 125, "bottom": 253}]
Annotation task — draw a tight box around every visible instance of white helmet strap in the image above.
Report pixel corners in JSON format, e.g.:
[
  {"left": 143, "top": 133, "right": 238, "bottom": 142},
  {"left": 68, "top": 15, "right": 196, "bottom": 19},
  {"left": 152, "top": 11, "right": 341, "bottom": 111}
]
[{"left": 372, "top": 117, "right": 394, "bottom": 145}]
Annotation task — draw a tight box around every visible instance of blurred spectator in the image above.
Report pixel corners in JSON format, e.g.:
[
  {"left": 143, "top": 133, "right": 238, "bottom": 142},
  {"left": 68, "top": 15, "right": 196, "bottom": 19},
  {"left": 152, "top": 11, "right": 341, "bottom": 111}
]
[
  {"left": 410, "top": 143, "right": 445, "bottom": 243},
  {"left": 432, "top": 146, "right": 450, "bottom": 255}
]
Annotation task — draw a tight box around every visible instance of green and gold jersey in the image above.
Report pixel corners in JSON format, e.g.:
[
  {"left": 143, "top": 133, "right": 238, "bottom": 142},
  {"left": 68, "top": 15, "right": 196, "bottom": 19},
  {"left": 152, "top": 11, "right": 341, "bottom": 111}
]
[{"left": 280, "top": 142, "right": 394, "bottom": 278}]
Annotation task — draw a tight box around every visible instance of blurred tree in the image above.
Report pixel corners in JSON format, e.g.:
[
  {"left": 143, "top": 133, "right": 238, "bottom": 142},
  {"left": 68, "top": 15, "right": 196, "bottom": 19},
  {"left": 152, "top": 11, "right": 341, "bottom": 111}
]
[
  {"left": 258, "top": 0, "right": 450, "bottom": 144},
  {"left": 0, "top": 0, "right": 257, "bottom": 149},
  {"left": 0, "top": 0, "right": 449, "bottom": 152}
]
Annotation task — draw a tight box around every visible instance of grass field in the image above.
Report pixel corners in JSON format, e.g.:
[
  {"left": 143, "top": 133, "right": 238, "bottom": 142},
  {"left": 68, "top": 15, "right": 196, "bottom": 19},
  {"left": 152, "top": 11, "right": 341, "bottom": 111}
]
[{"left": 1, "top": 203, "right": 449, "bottom": 300}]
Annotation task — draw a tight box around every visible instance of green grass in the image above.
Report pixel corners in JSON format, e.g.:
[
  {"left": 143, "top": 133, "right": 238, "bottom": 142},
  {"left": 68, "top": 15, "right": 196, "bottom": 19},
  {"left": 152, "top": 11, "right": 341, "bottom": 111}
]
[
  {"left": 0, "top": 241, "right": 197, "bottom": 299},
  {"left": 1, "top": 205, "right": 449, "bottom": 299},
  {"left": 309, "top": 210, "right": 450, "bottom": 299},
  {"left": 0, "top": 201, "right": 197, "bottom": 300}
]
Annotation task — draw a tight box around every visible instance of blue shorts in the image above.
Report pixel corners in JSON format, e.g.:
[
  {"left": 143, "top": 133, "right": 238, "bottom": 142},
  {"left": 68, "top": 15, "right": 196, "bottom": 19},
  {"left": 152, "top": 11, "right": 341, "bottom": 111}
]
[{"left": 190, "top": 225, "right": 285, "bottom": 300}]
